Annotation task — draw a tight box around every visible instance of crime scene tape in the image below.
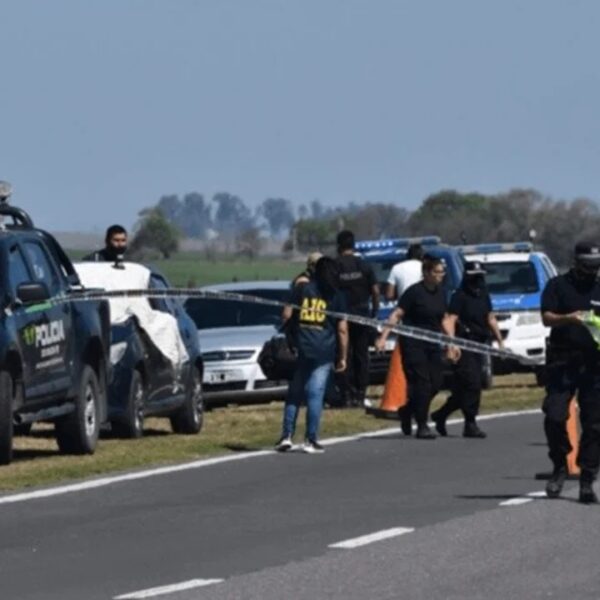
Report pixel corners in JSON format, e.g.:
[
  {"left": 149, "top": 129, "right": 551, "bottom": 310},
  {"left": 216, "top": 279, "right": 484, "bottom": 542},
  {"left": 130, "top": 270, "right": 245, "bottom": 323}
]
[{"left": 56, "top": 286, "right": 538, "bottom": 366}]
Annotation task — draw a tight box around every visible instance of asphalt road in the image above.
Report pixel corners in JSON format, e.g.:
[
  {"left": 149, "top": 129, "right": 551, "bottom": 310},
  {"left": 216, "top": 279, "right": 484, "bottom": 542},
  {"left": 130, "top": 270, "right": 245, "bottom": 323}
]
[{"left": 0, "top": 411, "right": 598, "bottom": 600}]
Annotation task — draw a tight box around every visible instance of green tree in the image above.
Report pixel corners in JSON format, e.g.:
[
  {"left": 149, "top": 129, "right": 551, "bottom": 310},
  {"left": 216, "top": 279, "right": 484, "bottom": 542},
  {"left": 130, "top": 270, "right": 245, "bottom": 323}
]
[
  {"left": 212, "top": 192, "right": 253, "bottom": 237},
  {"left": 258, "top": 197, "right": 295, "bottom": 237},
  {"left": 131, "top": 209, "right": 181, "bottom": 259}
]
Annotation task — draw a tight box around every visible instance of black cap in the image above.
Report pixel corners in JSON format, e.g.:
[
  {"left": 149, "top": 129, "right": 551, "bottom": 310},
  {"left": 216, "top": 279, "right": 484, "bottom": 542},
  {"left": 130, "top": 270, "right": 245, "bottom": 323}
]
[
  {"left": 575, "top": 241, "right": 600, "bottom": 259},
  {"left": 574, "top": 241, "right": 600, "bottom": 269},
  {"left": 464, "top": 260, "right": 486, "bottom": 276}
]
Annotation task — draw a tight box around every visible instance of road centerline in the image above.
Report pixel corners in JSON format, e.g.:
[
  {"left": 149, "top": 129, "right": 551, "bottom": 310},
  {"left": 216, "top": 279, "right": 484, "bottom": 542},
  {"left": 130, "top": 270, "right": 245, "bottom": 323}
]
[
  {"left": 329, "top": 527, "right": 415, "bottom": 549},
  {"left": 114, "top": 578, "right": 224, "bottom": 599}
]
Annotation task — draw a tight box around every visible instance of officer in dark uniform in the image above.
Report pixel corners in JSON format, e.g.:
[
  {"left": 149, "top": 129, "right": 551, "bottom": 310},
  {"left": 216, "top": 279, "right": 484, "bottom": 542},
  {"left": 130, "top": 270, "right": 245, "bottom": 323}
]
[
  {"left": 375, "top": 255, "right": 459, "bottom": 439},
  {"left": 83, "top": 224, "right": 128, "bottom": 262},
  {"left": 541, "top": 241, "right": 600, "bottom": 504},
  {"left": 336, "top": 230, "right": 380, "bottom": 407},
  {"left": 431, "top": 261, "right": 504, "bottom": 438}
]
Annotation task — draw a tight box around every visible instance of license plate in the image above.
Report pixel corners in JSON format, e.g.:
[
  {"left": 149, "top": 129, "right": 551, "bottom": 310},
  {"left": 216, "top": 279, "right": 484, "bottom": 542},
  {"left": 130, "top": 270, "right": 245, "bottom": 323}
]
[
  {"left": 206, "top": 370, "right": 244, "bottom": 384},
  {"left": 369, "top": 339, "right": 396, "bottom": 352}
]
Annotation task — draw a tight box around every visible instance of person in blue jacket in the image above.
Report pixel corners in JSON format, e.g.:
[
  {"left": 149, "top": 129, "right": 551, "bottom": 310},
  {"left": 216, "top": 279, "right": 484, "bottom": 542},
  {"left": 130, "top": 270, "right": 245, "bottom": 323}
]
[{"left": 275, "top": 257, "right": 348, "bottom": 454}]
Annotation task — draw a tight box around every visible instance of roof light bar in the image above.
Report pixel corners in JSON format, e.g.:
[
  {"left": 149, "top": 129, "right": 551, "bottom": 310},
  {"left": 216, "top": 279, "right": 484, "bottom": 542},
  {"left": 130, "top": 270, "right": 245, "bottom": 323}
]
[
  {"left": 355, "top": 236, "right": 441, "bottom": 251},
  {"left": 457, "top": 242, "right": 532, "bottom": 255}
]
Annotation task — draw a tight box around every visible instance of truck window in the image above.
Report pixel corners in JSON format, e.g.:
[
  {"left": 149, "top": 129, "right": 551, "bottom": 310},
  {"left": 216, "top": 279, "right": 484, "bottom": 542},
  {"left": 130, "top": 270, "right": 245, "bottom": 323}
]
[
  {"left": 149, "top": 274, "right": 178, "bottom": 313},
  {"left": 482, "top": 262, "right": 539, "bottom": 294},
  {"left": 8, "top": 245, "right": 32, "bottom": 297},
  {"left": 22, "top": 241, "right": 61, "bottom": 296}
]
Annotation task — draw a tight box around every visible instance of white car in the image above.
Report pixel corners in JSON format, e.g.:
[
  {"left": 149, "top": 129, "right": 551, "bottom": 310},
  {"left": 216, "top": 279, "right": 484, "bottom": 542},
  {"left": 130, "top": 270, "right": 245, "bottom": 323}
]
[
  {"left": 184, "top": 281, "right": 291, "bottom": 405},
  {"left": 460, "top": 242, "right": 558, "bottom": 374}
]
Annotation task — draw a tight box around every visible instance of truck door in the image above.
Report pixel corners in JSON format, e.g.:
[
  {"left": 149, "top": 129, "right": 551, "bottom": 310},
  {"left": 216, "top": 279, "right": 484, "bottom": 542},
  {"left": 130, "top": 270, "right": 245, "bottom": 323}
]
[
  {"left": 21, "top": 240, "right": 74, "bottom": 394},
  {"left": 7, "top": 244, "right": 50, "bottom": 400}
]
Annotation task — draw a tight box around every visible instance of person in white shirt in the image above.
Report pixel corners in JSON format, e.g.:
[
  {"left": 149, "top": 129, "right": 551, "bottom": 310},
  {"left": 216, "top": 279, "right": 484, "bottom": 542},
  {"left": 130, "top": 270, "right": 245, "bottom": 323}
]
[{"left": 385, "top": 243, "right": 424, "bottom": 301}]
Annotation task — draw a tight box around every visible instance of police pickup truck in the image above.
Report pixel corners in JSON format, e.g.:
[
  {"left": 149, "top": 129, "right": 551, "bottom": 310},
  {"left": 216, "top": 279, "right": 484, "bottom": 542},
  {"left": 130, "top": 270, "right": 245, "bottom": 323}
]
[
  {"left": 458, "top": 242, "right": 557, "bottom": 376},
  {"left": 355, "top": 236, "right": 497, "bottom": 388},
  {"left": 0, "top": 183, "right": 110, "bottom": 464}
]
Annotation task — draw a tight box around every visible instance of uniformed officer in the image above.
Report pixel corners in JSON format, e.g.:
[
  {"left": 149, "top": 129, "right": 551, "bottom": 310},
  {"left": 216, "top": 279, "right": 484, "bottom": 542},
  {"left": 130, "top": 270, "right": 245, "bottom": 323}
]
[
  {"left": 431, "top": 261, "right": 504, "bottom": 438},
  {"left": 375, "top": 255, "right": 459, "bottom": 439},
  {"left": 336, "top": 230, "right": 380, "bottom": 407},
  {"left": 541, "top": 241, "right": 600, "bottom": 504}
]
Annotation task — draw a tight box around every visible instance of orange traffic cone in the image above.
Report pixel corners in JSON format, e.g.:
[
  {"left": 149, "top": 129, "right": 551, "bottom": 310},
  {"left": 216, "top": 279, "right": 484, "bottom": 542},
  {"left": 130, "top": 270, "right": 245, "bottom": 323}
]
[
  {"left": 566, "top": 398, "right": 580, "bottom": 476},
  {"left": 536, "top": 396, "right": 581, "bottom": 482},
  {"left": 366, "top": 340, "right": 407, "bottom": 419}
]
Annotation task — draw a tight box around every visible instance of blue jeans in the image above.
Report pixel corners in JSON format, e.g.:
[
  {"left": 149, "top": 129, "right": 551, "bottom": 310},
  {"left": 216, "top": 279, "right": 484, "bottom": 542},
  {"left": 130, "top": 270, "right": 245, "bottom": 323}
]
[{"left": 282, "top": 360, "right": 333, "bottom": 441}]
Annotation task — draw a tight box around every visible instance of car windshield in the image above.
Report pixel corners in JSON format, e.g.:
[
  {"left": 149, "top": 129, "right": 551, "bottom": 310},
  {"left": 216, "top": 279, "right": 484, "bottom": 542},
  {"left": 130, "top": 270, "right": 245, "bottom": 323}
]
[
  {"left": 185, "top": 288, "right": 291, "bottom": 329},
  {"left": 481, "top": 261, "right": 539, "bottom": 294}
]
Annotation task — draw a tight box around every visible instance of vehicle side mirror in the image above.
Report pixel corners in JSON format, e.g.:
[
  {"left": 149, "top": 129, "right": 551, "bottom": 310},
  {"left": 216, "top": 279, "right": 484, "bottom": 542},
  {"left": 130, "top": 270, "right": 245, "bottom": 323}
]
[{"left": 16, "top": 282, "right": 51, "bottom": 305}]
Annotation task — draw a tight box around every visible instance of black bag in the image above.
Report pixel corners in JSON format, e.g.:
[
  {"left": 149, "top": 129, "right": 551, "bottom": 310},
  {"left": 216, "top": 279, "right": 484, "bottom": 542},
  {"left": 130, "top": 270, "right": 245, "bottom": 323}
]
[{"left": 258, "top": 335, "right": 298, "bottom": 381}]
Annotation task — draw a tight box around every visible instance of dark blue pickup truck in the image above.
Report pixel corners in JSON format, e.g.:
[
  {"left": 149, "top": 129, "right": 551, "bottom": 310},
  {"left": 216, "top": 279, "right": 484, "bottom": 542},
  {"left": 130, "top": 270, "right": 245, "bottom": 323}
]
[{"left": 0, "top": 183, "right": 110, "bottom": 464}]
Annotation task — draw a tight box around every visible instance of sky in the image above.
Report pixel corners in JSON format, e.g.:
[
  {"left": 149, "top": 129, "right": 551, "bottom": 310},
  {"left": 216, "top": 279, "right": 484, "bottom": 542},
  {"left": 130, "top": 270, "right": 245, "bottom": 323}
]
[{"left": 1, "top": 0, "right": 600, "bottom": 233}]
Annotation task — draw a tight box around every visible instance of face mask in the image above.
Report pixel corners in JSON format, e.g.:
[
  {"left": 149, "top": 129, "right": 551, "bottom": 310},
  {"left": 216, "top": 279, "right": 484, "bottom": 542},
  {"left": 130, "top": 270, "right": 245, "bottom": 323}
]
[
  {"left": 574, "top": 267, "right": 598, "bottom": 285},
  {"left": 465, "top": 276, "right": 485, "bottom": 295}
]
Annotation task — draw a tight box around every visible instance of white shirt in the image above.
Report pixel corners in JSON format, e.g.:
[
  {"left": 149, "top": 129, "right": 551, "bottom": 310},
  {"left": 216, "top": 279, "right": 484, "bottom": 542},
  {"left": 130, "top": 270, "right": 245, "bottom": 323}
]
[{"left": 387, "top": 259, "right": 423, "bottom": 299}]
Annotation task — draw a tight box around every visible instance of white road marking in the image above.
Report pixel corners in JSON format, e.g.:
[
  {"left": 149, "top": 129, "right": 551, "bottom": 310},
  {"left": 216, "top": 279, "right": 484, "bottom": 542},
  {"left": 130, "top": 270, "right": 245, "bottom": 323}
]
[
  {"left": 499, "top": 497, "right": 534, "bottom": 506},
  {"left": 0, "top": 409, "right": 541, "bottom": 506},
  {"left": 329, "top": 527, "right": 415, "bottom": 549},
  {"left": 499, "top": 490, "right": 547, "bottom": 506},
  {"left": 114, "top": 578, "right": 223, "bottom": 599}
]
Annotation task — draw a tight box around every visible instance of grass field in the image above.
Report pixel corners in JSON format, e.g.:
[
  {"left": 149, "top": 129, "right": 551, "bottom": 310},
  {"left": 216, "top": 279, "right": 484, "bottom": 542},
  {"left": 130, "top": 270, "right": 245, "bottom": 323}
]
[
  {"left": 2, "top": 374, "right": 543, "bottom": 492},
  {"left": 67, "top": 250, "right": 301, "bottom": 287}
]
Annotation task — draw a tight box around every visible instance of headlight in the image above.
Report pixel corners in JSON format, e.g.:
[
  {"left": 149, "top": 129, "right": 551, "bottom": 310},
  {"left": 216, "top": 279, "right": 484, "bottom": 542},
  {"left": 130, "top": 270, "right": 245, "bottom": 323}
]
[
  {"left": 516, "top": 311, "right": 542, "bottom": 326},
  {"left": 110, "top": 341, "right": 128, "bottom": 365}
]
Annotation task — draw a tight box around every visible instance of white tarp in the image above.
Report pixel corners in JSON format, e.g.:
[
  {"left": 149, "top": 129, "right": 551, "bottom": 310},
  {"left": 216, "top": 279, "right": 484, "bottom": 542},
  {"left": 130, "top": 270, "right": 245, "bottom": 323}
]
[{"left": 74, "top": 262, "right": 189, "bottom": 368}]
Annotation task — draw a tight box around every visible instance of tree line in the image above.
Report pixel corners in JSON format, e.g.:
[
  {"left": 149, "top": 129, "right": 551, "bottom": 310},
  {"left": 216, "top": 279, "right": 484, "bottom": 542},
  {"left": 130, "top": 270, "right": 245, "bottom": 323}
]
[{"left": 131, "top": 188, "right": 600, "bottom": 267}]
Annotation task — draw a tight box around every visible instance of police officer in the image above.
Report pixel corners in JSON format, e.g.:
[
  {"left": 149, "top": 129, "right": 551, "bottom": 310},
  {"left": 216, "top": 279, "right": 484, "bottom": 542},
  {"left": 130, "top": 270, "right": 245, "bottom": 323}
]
[
  {"left": 336, "top": 230, "right": 380, "bottom": 407},
  {"left": 431, "top": 261, "right": 504, "bottom": 438},
  {"left": 83, "top": 225, "right": 128, "bottom": 262},
  {"left": 541, "top": 241, "right": 600, "bottom": 504},
  {"left": 376, "top": 255, "right": 459, "bottom": 439},
  {"left": 276, "top": 257, "right": 348, "bottom": 453}
]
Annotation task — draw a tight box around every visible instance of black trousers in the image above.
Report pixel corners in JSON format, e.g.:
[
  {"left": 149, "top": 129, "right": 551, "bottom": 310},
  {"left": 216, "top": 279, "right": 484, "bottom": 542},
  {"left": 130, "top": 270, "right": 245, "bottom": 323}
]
[
  {"left": 401, "top": 342, "right": 443, "bottom": 426},
  {"left": 340, "top": 321, "right": 371, "bottom": 404},
  {"left": 543, "top": 360, "right": 600, "bottom": 474},
  {"left": 437, "top": 351, "right": 483, "bottom": 423}
]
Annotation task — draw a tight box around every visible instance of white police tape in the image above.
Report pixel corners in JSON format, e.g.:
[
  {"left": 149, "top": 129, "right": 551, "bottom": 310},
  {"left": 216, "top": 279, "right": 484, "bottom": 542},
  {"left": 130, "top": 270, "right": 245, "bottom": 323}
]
[{"left": 56, "top": 287, "right": 536, "bottom": 365}]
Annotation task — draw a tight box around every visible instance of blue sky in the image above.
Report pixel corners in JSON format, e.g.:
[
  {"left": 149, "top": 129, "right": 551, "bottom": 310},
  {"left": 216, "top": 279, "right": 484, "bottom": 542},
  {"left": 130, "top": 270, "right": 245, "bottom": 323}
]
[{"left": 2, "top": 0, "right": 600, "bottom": 232}]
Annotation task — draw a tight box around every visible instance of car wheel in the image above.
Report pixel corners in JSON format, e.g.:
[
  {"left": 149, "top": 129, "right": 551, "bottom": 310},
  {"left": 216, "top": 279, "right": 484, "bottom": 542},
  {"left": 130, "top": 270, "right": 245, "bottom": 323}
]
[
  {"left": 56, "top": 365, "right": 101, "bottom": 454},
  {"left": 0, "top": 371, "right": 14, "bottom": 465},
  {"left": 112, "top": 370, "right": 145, "bottom": 439},
  {"left": 170, "top": 366, "right": 203, "bottom": 434}
]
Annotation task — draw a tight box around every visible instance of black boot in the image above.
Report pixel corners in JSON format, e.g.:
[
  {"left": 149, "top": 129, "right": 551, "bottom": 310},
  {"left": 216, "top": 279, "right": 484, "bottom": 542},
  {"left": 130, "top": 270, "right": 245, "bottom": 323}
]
[
  {"left": 463, "top": 422, "right": 487, "bottom": 439},
  {"left": 430, "top": 410, "right": 447, "bottom": 437},
  {"left": 546, "top": 464, "right": 567, "bottom": 499},
  {"left": 579, "top": 471, "right": 598, "bottom": 504},
  {"left": 400, "top": 409, "right": 412, "bottom": 436},
  {"left": 416, "top": 424, "right": 436, "bottom": 440}
]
